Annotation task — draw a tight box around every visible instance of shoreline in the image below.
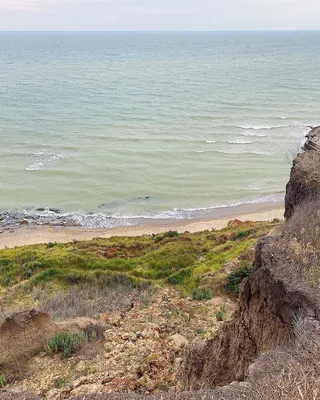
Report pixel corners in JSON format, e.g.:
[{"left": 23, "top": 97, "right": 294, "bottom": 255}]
[{"left": 0, "top": 203, "right": 284, "bottom": 249}]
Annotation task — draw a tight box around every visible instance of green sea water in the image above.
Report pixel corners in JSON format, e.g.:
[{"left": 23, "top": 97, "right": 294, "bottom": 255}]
[{"left": 0, "top": 31, "right": 319, "bottom": 227}]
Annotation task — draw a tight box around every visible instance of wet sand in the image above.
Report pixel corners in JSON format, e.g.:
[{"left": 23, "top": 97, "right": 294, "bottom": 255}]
[{"left": 0, "top": 205, "right": 284, "bottom": 249}]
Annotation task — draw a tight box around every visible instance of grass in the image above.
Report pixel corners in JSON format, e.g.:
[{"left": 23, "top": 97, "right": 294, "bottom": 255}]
[
  {"left": 44, "top": 331, "right": 87, "bottom": 358},
  {"left": 0, "top": 221, "right": 277, "bottom": 305},
  {"left": 0, "top": 373, "right": 6, "bottom": 388},
  {"left": 215, "top": 305, "right": 227, "bottom": 321},
  {"left": 54, "top": 376, "right": 69, "bottom": 389}
]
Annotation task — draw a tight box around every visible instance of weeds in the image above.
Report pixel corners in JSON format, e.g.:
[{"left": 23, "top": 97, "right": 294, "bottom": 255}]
[
  {"left": 192, "top": 287, "right": 213, "bottom": 301},
  {"left": 54, "top": 376, "right": 69, "bottom": 389},
  {"left": 0, "top": 373, "right": 6, "bottom": 388},
  {"left": 44, "top": 331, "right": 87, "bottom": 358},
  {"left": 215, "top": 305, "right": 227, "bottom": 321}
]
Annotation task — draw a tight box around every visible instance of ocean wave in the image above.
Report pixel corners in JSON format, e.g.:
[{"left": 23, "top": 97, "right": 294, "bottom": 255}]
[
  {"left": 240, "top": 131, "right": 267, "bottom": 137},
  {"left": 248, "top": 180, "right": 269, "bottom": 190},
  {"left": 25, "top": 152, "right": 78, "bottom": 171},
  {"left": 228, "top": 139, "right": 253, "bottom": 144},
  {"left": 213, "top": 149, "right": 270, "bottom": 155},
  {"left": 5, "top": 193, "right": 284, "bottom": 229},
  {"left": 237, "top": 124, "right": 293, "bottom": 130},
  {"left": 205, "top": 140, "right": 216, "bottom": 144}
]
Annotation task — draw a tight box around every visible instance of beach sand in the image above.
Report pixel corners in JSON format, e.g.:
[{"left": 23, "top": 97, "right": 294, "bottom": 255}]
[{"left": 0, "top": 205, "right": 284, "bottom": 249}]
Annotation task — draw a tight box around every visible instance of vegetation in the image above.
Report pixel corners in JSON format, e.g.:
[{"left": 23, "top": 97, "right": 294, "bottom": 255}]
[
  {"left": 224, "top": 262, "right": 252, "bottom": 293},
  {"left": 0, "top": 373, "right": 6, "bottom": 388},
  {"left": 0, "top": 221, "right": 278, "bottom": 314},
  {"left": 44, "top": 331, "right": 87, "bottom": 358},
  {"left": 54, "top": 376, "right": 69, "bottom": 389},
  {"left": 215, "top": 304, "right": 227, "bottom": 321}
]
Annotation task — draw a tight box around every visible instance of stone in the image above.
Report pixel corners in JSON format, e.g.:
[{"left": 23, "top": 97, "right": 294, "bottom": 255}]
[{"left": 169, "top": 334, "right": 189, "bottom": 349}]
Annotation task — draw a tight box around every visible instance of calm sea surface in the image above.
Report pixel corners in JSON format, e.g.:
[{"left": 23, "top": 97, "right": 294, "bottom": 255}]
[{"left": 0, "top": 31, "right": 319, "bottom": 227}]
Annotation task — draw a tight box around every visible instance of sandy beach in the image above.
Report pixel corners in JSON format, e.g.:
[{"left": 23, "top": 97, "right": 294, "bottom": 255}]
[{"left": 0, "top": 205, "right": 284, "bottom": 249}]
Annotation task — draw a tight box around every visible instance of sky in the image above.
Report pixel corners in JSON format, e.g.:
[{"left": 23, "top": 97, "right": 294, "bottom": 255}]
[{"left": 0, "top": 0, "right": 320, "bottom": 31}]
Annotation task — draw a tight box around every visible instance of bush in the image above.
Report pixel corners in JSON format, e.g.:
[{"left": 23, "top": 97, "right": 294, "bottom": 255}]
[
  {"left": 215, "top": 304, "right": 227, "bottom": 321},
  {"left": 153, "top": 234, "right": 164, "bottom": 243},
  {"left": 192, "top": 287, "right": 213, "bottom": 301},
  {"left": 47, "top": 242, "right": 55, "bottom": 248},
  {"left": 55, "top": 376, "right": 69, "bottom": 389},
  {"left": 44, "top": 331, "right": 87, "bottom": 358},
  {"left": 224, "top": 264, "right": 252, "bottom": 293},
  {"left": 166, "top": 230, "right": 179, "bottom": 238},
  {"left": 0, "top": 373, "right": 6, "bottom": 388},
  {"left": 233, "top": 230, "right": 251, "bottom": 241}
]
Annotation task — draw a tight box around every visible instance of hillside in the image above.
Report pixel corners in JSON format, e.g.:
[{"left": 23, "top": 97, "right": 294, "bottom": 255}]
[{"left": 0, "top": 221, "right": 276, "bottom": 398}]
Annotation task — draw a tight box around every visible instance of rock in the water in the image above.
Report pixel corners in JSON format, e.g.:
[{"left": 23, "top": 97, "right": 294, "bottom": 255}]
[{"left": 49, "top": 208, "right": 60, "bottom": 213}]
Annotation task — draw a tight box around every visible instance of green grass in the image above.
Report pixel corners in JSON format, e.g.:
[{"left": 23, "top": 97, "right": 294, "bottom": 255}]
[
  {"left": 54, "top": 376, "right": 69, "bottom": 389},
  {"left": 0, "top": 372, "right": 6, "bottom": 388},
  {"left": 44, "top": 331, "right": 87, "bottom": 358},
  {"left": 0, "top": 221, "right": 277, "bottom": 297},
  {"left": 216, "top": 304, "right": 227, "bottom": 321}
]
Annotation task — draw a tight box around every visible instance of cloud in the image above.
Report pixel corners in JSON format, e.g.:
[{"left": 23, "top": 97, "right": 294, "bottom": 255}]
[{"left": 0, "top": 0, "right": 320, "bottom": 30}]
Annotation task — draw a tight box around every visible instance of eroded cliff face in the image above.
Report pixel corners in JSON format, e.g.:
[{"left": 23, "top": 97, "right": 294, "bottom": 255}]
[
  {"left": 182, "top": 126, "right": 320, "bottom": 390},
  {"left": 284, "top": 126, "right": 320, "bottom": 219}
]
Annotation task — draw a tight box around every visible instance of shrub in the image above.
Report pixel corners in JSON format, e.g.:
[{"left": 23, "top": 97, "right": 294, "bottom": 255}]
[
  {"left": 215, "top": 304, "right": 227, "bottom": 321},
  {"left": 153, "top": 234, "right": 164, "bottom": 243},
  {"left": 233, "top": 230, "right": 251, "bottom": 241},
  {"left": 192, "top": 287, "right": 213, "bottom": 301},
  {"left": 224, "top": 264, "right": 252, "bottom": 293},
  {"left": 55, "top": 376, "right": 69, "bottom": 389},
  {"left": 166, "top": 230, "right": 179, "bottom": 238},
  {"left": 47, "top": 242, "right": 55, "bottom": 248},
  {"left": 44, "top": 331, "right": 87, "bottom": 358}
]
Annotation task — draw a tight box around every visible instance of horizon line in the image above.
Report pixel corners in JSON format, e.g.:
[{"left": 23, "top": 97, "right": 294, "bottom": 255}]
[{"left": 1, "top": 29, "right": 320, "bottom": 33}]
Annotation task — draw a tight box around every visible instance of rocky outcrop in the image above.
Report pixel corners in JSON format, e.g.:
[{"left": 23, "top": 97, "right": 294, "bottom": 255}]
[
  {"left": 284, "top": 126, "right": 320, "bottom": 219},
  {"left": 303, "top": 125, "right": 320, "bottom": 151}
]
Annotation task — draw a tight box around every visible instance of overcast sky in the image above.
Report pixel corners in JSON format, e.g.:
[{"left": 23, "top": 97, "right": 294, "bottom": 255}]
[{"left": 0, "top": 0, "right": 320, "bottom": 31}]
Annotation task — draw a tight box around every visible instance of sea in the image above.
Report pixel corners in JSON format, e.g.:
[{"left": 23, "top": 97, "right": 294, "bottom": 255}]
[{"left": 0, "top": 31, "right": 319, "bottom": 228}]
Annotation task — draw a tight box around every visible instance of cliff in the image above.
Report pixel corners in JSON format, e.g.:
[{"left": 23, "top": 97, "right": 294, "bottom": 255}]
[
  {"left": 182, "top": 126, "right": 320, "bottom": 390},
  {"left": 284, "top": 126, "right": 320, "bottom": 219}
]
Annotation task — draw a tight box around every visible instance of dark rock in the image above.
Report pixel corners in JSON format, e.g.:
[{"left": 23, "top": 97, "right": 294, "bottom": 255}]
[
  {"left": 49, "top": 208, "right": 60, "bottom": 213},
  {"left": 36, "top": 208, "right": 45, "bottom": 212}
]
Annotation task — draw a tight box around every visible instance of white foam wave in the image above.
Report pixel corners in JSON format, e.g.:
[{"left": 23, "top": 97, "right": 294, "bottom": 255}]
[
  {"left": 213, "top": 149, "right": 270, "bottom": 156},
  {"left": 248, "top": 180, "right": 269, "bottom": 191},
  {"left": 25, "top": 152, "right": 78, "bottom": 171},
  {"left": 240, "top": 131, "right": 267, "bottom": 137},
  {"left": 228, "top": 139, "right": 252, "bottom": 144},
  {"left": 237, "top": 124, "right": 292, "bottom": 130},
  {"left": 205, "top": 140, "right": 216, "bottom": 144}
]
